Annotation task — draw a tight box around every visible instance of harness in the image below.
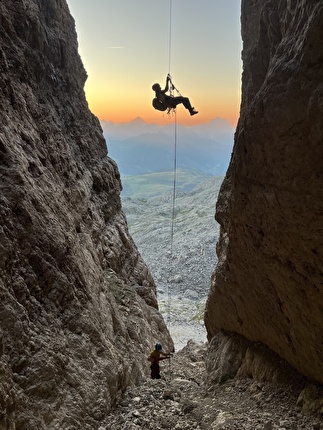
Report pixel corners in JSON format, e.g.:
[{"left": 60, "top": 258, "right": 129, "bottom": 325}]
[{"left": 152, "top": 74, "right": 181, "bottom": 113}]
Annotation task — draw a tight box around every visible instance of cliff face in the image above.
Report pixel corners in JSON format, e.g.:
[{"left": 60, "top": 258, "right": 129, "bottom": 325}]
[
  {"left": 205, "top": 0, "right": 323, "bottom": 385},
  {"left": 0, "top": 1, "right": 172, "bottom": 428}
]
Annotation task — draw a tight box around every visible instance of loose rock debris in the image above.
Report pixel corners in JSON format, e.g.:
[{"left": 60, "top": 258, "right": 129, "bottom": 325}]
[{"left": 101, "top": 342, "right": 321, "bottom": 429}]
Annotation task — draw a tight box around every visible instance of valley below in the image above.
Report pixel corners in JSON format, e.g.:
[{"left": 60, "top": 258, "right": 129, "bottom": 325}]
[{"left": 121, "top": 174, "right": 223, "bottom": 350}]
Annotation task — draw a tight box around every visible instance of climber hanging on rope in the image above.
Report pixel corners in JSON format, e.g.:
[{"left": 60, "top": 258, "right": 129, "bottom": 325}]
[{"left": 152, "top": 74, "right": 198, "bottom": 116}]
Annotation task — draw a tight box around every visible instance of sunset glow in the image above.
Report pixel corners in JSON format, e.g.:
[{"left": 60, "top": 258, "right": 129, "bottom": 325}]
[{"left": 67, "top": 0, "right": 242, "bottom": 127}]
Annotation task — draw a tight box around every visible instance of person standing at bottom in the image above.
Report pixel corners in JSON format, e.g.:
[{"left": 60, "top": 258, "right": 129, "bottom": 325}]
[{"left": 147, "top": 343, "right": 172, "bottom": 379}]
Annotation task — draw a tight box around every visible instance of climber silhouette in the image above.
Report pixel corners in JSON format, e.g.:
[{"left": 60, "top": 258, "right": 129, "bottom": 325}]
[{"left": 152, "top": 75, "right": 198, "bottom": 116}]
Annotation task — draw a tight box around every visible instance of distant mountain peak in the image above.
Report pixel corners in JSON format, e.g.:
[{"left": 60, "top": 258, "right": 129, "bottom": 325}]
[{"left": 129, "top": 116, "right": 146, "bottom": 125}]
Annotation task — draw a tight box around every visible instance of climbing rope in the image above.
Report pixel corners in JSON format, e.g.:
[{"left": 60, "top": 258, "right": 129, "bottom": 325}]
[
  {"left": 165, "top": 0, "right": 177, "bottom": 384},
  {"left": 167, "top": 109, "right": 177, "bottom": 331},
  {"left": 165, "top": 107, "right": 177, "bottom": 380},
  {"left": 168, "top": 0, "right": 173, "bottom": 77},
  {"left": 166, "top": 0, "right": 176, "bottom": 326}
]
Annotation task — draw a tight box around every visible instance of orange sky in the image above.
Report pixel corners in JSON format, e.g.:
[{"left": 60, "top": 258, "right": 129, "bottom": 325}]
[
  {"left": 67, "top": 0, "right": 242, "bottom": 127},
  {"left": 86, "top": 82, "right": 241, "bottom": 127}
]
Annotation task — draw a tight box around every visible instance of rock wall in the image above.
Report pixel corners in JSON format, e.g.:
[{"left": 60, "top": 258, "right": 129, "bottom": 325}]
[
  {"left": 0, "top": 1, "right": 172, "bottom": 428},
  {"left": 205, "top": 0, "right": 323, "bottom": 385}
]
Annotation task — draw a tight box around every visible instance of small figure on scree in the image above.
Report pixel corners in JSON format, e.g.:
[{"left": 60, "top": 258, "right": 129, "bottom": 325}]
[
  {"left": 147, "top": 343, "right": 172, "bottom": 379},
  {"left": 152, "top": 75, "right": 198, "bottom": 116}
]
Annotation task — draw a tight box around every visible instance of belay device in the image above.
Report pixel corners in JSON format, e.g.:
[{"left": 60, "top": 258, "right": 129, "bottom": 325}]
[{"left": 152, "top": 74, "right": 179, "bottom": 113}]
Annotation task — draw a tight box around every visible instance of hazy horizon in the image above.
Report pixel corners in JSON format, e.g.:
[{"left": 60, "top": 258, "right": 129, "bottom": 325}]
[{"left": 101, "top": 115, "right": 234, "bottom": 176}]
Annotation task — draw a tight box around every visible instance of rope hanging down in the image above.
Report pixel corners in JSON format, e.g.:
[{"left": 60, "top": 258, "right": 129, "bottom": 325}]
[
  {"left": 165, "top": 0, "right": 176, "bottom": 384},
  {"left": 167, "top": 0, "right": 182, "bottom": 100},
  {"left": 165, "top": 109, "right": 176, "bottom": 381},
  {"left": 166, "top": 0, "right": 177, "bottom": 345},
  {"left": 167, "top": 106, "right": 177, "bottom": 328},
  {"left": 152, "top": 0, "right": 198, "bottom": 117},
  {"left": 168, "top": 0, "right": 173, "bottom": 77}
]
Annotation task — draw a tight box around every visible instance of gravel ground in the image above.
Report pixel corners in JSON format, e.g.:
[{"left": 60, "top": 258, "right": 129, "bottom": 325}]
[
  {"left": 120, "top": 181, "right": 321, "bottom": 429},
  {"left": 100, "top": 342, "right": 321, "bottom": 430}
]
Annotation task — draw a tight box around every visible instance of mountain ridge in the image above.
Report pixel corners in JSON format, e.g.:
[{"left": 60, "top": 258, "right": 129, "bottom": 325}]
[{"left": 101, "top": 117, "right": 234, "bottom": 176}]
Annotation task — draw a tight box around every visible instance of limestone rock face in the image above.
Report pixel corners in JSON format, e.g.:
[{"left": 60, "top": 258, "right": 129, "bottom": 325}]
[
  {"left": 205, "top": 0, "right": 323, "bottom": 385},
  {"left": 0, "top": 1, "right": 172, "bottom": 428}
]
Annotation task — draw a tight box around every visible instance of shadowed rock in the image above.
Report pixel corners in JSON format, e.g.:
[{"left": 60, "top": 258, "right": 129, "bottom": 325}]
[
  {"left": 205, "top": 0, "right": 323, "bottom": 386},
  {"left": 0, "top": 0, "right": 172, "bottom": 428}
]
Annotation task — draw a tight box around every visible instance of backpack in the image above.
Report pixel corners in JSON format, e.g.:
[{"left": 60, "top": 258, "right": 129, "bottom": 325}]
[{"left": 152, "top": 98, "right": 168, "bottom": 112}]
